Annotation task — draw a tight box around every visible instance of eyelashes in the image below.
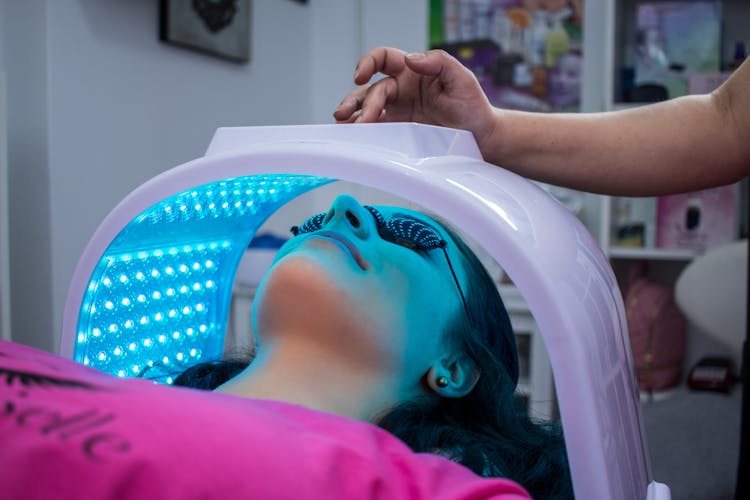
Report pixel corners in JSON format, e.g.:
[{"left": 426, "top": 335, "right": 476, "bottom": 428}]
[
  {"left": 364, "top": 205, "right": 387, "bottom": 228},
  {"left": 291, "top": 207, "right": 446, "bottom": 252},
  {"left": 291, "top": 212, "right": 326, "bottom": 236}
]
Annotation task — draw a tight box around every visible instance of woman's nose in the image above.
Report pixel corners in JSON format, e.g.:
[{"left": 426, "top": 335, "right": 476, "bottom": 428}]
[{"left": 322, "top": 194, "right": 371, "bottom": 239}]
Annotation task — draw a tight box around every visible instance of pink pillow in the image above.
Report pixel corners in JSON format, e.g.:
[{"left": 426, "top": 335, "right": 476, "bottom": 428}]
[{"left": 0, "top": 340, "right": 529, "bottom": 499}]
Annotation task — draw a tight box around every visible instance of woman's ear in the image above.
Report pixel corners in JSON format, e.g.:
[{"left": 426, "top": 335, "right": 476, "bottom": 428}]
[{"left": 426, "top": 354, "right": 480, "bottom": 398}]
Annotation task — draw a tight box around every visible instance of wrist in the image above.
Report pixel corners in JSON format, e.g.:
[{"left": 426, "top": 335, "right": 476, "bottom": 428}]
[{"left": 475, "top": 108, "right": 506, "bottom": 164}]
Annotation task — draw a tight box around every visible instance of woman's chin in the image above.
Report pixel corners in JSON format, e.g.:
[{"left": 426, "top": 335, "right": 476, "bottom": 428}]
[
  {"left": 252, "top": 257, "right": 357, "bottom": 330},
  {"left": 264, "top": 253, "right": 346, "bottom": 295},
  {"left": 251, "top": 257, "right": 401, "bottom": 365}
]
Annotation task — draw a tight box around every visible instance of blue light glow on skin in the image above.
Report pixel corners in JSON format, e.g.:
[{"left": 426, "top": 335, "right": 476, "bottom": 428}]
[{"left": 217, "top": 194, "right": 477, "bottom": 420}]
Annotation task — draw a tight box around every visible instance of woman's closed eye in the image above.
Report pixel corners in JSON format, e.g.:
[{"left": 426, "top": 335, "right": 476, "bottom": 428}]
[
  {"left": 380, "top": 216, "right": 444, "bottom": 251},
  {"left": 291, "top": 212, "right": 326, "bottom": 236},
  {"left": 290, "top": 207, "right": 446, "bottom": 253},
  {"left": 366, "top": 206, "right": 445, "bottom": 252}
]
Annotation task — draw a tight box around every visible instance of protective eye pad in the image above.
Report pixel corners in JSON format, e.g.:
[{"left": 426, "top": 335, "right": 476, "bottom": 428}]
[
  {"left": 381, "top": 217, "right": 445, "bottom": 251},
  {"left": 291, "top": 212, "right": 326, "bottom": 236}
]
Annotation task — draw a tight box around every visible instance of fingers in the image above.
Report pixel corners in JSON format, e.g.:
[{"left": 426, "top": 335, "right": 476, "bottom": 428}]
[
  {"left": 353, "top": 46, "right": 408, "bottom": 86},
  {"left": 352, "top": 47, "right": 453, "bottom": 85},
  {"left": 334, "top": 109, "right": 361, "bottom": 124},
  {"left": 404, "top": 49, "right": 467, "bottom": 88},
  {"left": 334, "top": 47, "right": 463, "bottom": 124},
  {"left": 333, "top": 77, "right": 399, "bottom": 124},
  {"left": 357, "top": 77, "right": 400, "bottom": 123},
  {"left": 403, "top": 50, "right": 446, "bottom": 75},
  {"left": 334, "top": 47, "right": 409, "bottom": 123},
  {"left": 333, "top": 87, "right": 367, "bottom": 122}
]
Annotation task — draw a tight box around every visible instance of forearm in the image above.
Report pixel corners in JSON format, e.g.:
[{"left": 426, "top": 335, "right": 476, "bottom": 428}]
[{"left": 480, "top": 66, "right": 749, "bottom": 196}]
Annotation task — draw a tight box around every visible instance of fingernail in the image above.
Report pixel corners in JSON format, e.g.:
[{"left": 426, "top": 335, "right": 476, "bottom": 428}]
[
  {"left": 354, "top": 65, "right": 359, "bottom": 80},
  {"left": 406, "top": 52, "right": 426, "bottom": 60}
]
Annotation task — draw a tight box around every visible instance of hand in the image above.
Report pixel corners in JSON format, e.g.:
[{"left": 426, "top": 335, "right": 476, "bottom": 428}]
[{"left": 333, "top": 47, "right": 497, "bottom": 146}]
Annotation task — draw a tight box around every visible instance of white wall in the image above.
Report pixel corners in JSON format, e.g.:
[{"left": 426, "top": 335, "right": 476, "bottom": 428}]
[
  {"left": 0, "top": 70, "right": 8, "bottom": 342},
  {"left": 0, "top": 0, "right": 4, "bottom": 68},
  {"left": 1, "top": 0, "right": 428, "bottom": 353},
  {"left": 44, "top": 0, "right": 316, "bottom": 353},
  {"left": 309, "top": 0, "right": 361, "bottom": 125},
  {"left": 308, "top": 0, "right": 428, "bottom": 125},
  {"left": 0, "top": 0, "right": 7, "bottom": 341},
  {"left": 310, "top": 0, "right": 429, "bottom": 209},
  {"left": 3, "top": 0, "right": 54, "bottom": 351},
  {"left": 361, "top": 1, "right": 427, "bottom": 53}
]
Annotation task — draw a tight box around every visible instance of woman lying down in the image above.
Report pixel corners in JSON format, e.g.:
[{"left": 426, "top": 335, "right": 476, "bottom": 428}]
[{"left": 0, "top": 194, "right": 572, "bottom": 499}]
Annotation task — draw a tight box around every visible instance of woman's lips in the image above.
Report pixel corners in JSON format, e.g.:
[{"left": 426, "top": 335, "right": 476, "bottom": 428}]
[{"left": 309, "top": 231, "right": 370, "bottom": 270}]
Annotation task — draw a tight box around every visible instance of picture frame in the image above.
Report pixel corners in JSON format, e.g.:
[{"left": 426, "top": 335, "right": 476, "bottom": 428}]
[{"left": 159, "top": 0, "right": 251, "bottom": 63}]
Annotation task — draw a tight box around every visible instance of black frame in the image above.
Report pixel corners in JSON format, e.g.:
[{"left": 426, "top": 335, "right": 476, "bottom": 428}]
[{"left": 159, "top": 0, "right": 251, "bottom": 63}]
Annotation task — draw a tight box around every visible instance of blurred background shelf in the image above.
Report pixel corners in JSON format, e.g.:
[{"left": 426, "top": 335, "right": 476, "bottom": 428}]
[{"left": 608, "top": 246, "right": 701, "bottom": 261}]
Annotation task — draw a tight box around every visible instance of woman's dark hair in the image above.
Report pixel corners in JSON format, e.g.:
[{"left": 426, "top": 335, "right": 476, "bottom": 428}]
[
  {"left": 374, "top": 226, "right": 573, "bottom": 499},
  {"left": 173, "top": 359, "right": 248, "bottom": 390},
  {"left": 174, "top": 222, "right": 573, "bottom": 499}
]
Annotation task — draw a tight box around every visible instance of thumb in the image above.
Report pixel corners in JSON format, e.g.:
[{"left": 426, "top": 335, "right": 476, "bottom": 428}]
[{"left": 403, "top": 50, "right": 460, "bottom": 80}]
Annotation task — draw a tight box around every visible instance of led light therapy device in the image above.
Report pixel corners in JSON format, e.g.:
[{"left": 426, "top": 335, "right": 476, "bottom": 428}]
[{"left": 61, "top": 123, "right": 669, "bottom": 500}]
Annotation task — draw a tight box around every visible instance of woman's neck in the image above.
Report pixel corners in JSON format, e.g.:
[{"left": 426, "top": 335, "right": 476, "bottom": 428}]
[{"left": 215, "top": 334, "right": 402, "bottom": 422}]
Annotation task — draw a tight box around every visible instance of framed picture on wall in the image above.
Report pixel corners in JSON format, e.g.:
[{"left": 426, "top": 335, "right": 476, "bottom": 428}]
[{"left": 159, "top": 0, "right": 251, "bottom": 63}]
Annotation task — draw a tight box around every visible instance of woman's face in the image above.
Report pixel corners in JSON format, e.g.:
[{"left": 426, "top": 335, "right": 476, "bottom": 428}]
[{"left": 251, "top": 194, "right": 469, "bottom": 388}]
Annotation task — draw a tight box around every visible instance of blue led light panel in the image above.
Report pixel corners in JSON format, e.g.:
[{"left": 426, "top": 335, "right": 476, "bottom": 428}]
[{"left": 74, "top": 174, "right": 332, "bottom": 382}]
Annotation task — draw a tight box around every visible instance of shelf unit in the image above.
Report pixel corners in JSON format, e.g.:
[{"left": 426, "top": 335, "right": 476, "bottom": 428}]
[
  {"left": 585, "top": 0, "right": 747, "bottom": 268},
  {"left": 608, "top": 246, "right": 700, "bottom": 261}
]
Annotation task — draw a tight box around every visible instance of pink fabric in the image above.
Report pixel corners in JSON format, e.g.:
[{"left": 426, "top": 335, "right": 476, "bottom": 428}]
[{"left": 0, "top": 340, "right": 529, "bottom": 500}]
